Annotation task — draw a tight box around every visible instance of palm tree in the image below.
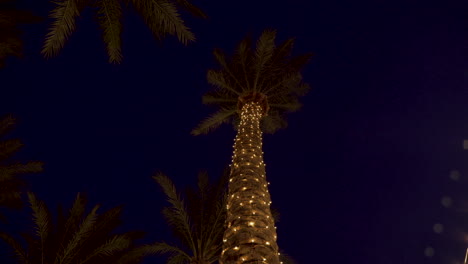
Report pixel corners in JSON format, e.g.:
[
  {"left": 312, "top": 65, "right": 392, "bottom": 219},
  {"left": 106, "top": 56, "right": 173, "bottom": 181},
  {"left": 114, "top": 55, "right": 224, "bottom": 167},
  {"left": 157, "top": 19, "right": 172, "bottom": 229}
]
[
  {"left": 0, "top": 0, "right": 40, "bottom": 68},
  {"left": 152, "top": 170, "right": 228, "bottom": 264},
  {"left": 0, "top": 115, "right": 42, "bottom": 222},
  {"left": 192, "top": 30, "right": 312, "bottom": 264},
  {"left": 42, "top": 0, "right": 206, "bottom": 63},
  {"left": 0, "top": 192, "right": 164, "bottom": 264}
]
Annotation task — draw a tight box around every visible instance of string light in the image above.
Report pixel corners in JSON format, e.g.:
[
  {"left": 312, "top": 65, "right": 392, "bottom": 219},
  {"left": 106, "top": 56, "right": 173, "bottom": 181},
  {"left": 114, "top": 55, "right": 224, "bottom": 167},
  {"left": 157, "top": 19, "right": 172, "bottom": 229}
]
[{"left": 221, "top": 101, "right": 281, "bottom": 264}]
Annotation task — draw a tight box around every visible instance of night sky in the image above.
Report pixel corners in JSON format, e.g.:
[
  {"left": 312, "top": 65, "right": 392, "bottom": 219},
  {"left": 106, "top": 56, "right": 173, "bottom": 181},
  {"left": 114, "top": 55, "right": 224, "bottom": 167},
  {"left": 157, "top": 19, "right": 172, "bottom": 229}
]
[{"left": 1, "top": 0, "right": 466, "bottom": 263}]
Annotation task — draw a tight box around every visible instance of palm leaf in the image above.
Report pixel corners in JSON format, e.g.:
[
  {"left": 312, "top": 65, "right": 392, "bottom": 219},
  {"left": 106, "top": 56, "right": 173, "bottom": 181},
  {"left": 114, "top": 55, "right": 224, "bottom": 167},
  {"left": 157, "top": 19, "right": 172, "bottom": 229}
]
[
  {"left": 61, "top": 192, "right": 86, "bottom": 242},
  {"left": 173, "top": 0, "right": 207, "bottom": 18},
  {"left": 0, "top": 232, "right": 28, "bottom": 263},
  {"left": 268, "top": 101, "right": 302, "bottom": 112},
  {"left": 270, "top": 38, "right": 295, "bottom": 63},
  {"left": 97, "top": 0, "right": 122, "bottom": 63},
  {"left": 91, "top": 204, "right": 123, "bottom": 237},
  {"left": 58, "top": 204, "right": 100, "bottom": 264},
  {"left": 132, "top": 0, "right": 194, "bottom": 44},
  {"left": 261, "top": 114, "right": 287, "bottom": 134},
  {"left": 253, "top": 29, "right": 276, "bottom": 91},
  {"left": 234, "top": 35, "right": 253, "bottom": 91},
  {"left": 202, "top": 93, "right": 237, "bottom": 105},
  {"left": 153, "top": 173, "right": 196, "bottom": 253},
  {"left": 166, "top": 253, "right": 188, "bottom": 264},
  {"left": 206, "top": 69, "right": 241, "bottom": 95},
  {"left": 81, "top": 234, "right": 132, "bottom": 263},
  {"left": 28, "top": 192, "right": 51, "bottom": 264},
  {"left": 0, "top": 139, "right": 22, "bottom": 160},
  {"left": 191, "top": 108, "right": 236, "bottom": 135},
  {"left": 212, "top": 49, "right": 245, "bottom": 93},
  {"left": 42, "top": 0, "right": 80, "bottom": 58},
  {"left": 1, "top": 162, "right": 43, "bottom": 176},
  {"left": 117, "top": 242, "right": 190, "bottom": 264}
]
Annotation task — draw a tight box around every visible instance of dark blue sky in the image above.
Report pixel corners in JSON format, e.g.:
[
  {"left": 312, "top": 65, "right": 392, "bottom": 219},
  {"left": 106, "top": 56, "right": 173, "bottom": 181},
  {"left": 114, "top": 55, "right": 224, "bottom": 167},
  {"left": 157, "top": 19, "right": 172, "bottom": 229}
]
[{"left": 1, "top": 0, "right": 466, "bottom": 263}]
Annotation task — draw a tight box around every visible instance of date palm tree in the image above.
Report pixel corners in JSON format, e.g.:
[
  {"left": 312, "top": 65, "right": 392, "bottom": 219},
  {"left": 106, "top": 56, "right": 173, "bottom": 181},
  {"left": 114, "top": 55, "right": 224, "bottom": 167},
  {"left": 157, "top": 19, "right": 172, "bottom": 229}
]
[
  {"left": 42, "top": 0, "right": 206, "bottom": 63},
  {"left": 0, "top": 192, "right": 164, "bottom": 264},
  {"left": 0, "top": 115, "right": 42, "bottom": 222},
  {"left": 152, "top": 170, "right": 228, "bottom": 264},
  {"left": 192, "top": 30, "right": 312, "bottom": 264}
]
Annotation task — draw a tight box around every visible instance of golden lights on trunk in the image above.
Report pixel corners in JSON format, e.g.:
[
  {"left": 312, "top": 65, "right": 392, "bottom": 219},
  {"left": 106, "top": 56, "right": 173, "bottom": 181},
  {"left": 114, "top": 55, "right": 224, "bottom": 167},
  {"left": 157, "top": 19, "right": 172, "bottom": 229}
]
[{"left": 220, "top": 102, "right": 281, "bottom": 264}]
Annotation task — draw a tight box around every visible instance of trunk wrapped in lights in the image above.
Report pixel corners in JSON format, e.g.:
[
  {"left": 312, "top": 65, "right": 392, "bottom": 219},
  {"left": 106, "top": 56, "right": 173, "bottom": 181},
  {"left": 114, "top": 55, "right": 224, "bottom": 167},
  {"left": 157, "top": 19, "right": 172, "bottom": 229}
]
[{"left": 220, "top": 95, "right": 280, "bottom": 264}]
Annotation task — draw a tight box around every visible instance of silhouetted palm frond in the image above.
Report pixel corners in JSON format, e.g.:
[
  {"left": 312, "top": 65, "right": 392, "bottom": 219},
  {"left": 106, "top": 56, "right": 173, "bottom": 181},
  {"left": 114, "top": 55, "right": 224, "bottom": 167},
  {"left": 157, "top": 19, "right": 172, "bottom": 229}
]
[
  {"left": 0, "top": 192, "right": 159, "bottom": 264},
  {"left": 153, "top": 170, "right": 228, "bottom": 263},
  {"left": 191, "top": 108, "right": 237, "bottom": 135},
  {"left": 0, "top": 0, "right": 40, "bottom": 67},
  {"left": 0, "top": 115, "right": 43, "bottom": 222},
  {"left": 42, "top": 0, "right": 81, "bottom": 58},
  {"left": 97, "top": 0, "right": 122, "bottom": 63},
  {"left": 153, "top": 173, "right": 194, "bottom": 251},
  {"left": 43, "top": 0, "right": 204, "bottom": 63}
]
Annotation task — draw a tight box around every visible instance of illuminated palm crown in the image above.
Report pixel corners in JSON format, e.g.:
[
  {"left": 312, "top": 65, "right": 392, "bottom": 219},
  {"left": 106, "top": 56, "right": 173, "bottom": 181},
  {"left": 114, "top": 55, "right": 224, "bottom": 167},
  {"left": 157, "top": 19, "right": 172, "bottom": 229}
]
[
  {"left": 192, "top": 30, "right": 312, "bottom": 135},
  {"left": 42, "top": 0, "right": 206, "bottom": 63}
]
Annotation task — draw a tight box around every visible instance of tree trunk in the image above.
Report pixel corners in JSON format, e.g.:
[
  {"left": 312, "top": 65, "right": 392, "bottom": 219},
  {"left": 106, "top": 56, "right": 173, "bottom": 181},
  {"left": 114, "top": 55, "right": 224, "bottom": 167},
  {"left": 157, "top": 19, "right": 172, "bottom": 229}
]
[{"left": 220, "top": 101, "right": 280, "bottom": 264}]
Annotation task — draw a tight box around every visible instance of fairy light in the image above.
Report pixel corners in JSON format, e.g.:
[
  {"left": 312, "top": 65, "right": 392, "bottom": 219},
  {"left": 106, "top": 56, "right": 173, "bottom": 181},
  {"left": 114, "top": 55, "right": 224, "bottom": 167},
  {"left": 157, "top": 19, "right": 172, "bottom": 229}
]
[{"left": 220, "top": 100, "right": 281, "bottom": 264}]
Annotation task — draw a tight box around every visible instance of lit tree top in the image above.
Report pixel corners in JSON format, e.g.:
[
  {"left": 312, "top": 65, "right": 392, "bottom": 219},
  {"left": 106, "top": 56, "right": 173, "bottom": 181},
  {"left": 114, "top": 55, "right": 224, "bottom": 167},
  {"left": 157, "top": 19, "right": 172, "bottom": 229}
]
[{"left": 192, "top": 29, "right": 312, "bottom": 135}]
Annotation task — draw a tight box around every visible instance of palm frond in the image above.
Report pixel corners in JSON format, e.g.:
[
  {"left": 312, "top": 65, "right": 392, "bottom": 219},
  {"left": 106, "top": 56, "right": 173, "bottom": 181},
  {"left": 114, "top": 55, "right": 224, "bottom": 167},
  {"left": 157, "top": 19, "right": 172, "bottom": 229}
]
[
  {"left": 0, "top": 139, "right": 22, "bottom": 161},
  {"left": 191, "top": 108, "right": 236, "bottom": 135},
  {"left": 202, "top": 93, "right": 237, "bottom": 105},
  {"left": 253, "top": 29, "right": 276, "bottom": 91},
  {"left": 201, "top": 196, "right": 225, "bottom": 260},
  {"left": 117, "top": 242, "right": 190, "bottom": 264},
  {"left": 59, "top": 204, "right": 100, "bottom": 263},
  {"left": 61, "top": 192, "right": 86, "bottom": 242},
  {"left": 1, "top": 162, "right": 43, "bottom": 176},
  {"left": 153, "top": 173, "right": 195, "bottom": 252},
  {"left": 206, "top": 69, "right": 241, "bottom": 95},
  {"left": 261, "top": 114, "right": 287, "bottom": 134},
  {"left": 268, "top": 101, "right": 301, "bottom": 112},
  {"left": 81, "top": 234, "right": 132, "bottom": 263},
  {"left": 173, "top": 0, "right": 207, "bottom": 18},
  {"left": 28, "top": 192, "right": 51, "bottom": 264},
  {"left": 270, "top": 38, "right": 295, "bottom": 63},
  {"left": 212, "top": 49, "right": 245, "bottom": 93},
  {"left": 42, "top": 0, "right": 80, "bottom": 58},
  {"left": 0, "top": 232, "right": 28, "bottom": 263},
  {"left": 97, "top": 0, "right": 122, "bottom": 63},
  {"left": 132, "top": 0, "right": 194, "bottom": 44},
  {"left": 166, "top": 253, "right": 188, "bottom": 264},
  {"left": 234, "top": 34, "right": 253, "bottom": 91},
  {"left": 28, "top": 192, "right": 50, "bottom": 242},
  {"left": 91, "top": 204, "right": 123, "bottom": 236}
]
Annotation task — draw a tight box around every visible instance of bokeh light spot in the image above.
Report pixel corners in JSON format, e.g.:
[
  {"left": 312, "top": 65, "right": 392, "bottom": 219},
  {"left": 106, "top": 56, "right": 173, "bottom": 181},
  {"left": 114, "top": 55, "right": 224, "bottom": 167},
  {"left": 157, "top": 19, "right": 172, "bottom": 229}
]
[
  {"left": 433, "top": 223, "right": 444, "bottom": 234},
  {"left": 441, "top": 196, "right": 453, "bottom": 208},
  {"left": 424, "top": 247, "right": 435, "bottom": 257},
  {"left": 450, "top": 170, "right": 461, "bottom": 181}
]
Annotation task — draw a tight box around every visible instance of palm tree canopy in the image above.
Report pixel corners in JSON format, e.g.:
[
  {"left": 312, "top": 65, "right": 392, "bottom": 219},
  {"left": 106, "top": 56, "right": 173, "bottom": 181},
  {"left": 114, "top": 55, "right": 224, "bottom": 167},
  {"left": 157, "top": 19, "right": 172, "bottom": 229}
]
[
  {"left": 42, "top": 0, "right": 206, "bottom": 64},
  {"left": 192, "top": 29, "right": 312, "bottom": 135},
  {"left": 0, "top": 192, "right": 168, "bottom": 264},
  {"left": 0, "top": 115, "right": 42, "bottom": 222},
  {"left": 152, "top": 170, "right": 228, "bottom": 264}
]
